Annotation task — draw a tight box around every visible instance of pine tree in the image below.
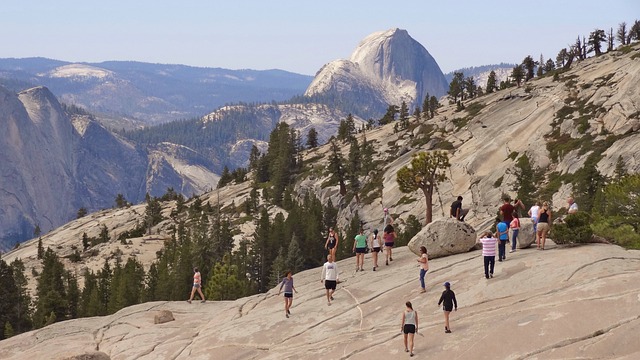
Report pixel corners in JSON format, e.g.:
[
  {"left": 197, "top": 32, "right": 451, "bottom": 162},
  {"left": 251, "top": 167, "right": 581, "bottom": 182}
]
[
  {"left": 429, "top": 96, "right": 438, "bottom": 118},
  {"left": 511, "top": 65, "right": 525, "bottom": 87},
  {"left": 614, "top": 155, "right": 628, "bottom": 180},
  {"left": 422, "top": 94, "right": 431, "bottom": 120},
  {"left": 588, "top": 29, "right": 607, "bottom": 56},
  {"left": 205, "top": 255, "right": 250, "bottom": 301},
  {"left": 617, "top": 22, "right": 628, "bottom": 45},
  {"left": 269, "top": 247, "right": 286, "bottom": 288},
  {"left": 285, "top": 235, "right": 305, "bottom": 274},
  {"left": 398, "top": 101, "right": 409, "bottom": 129},
  {"left": 348, "top": 138, "right": 362, "bottom": 203},
  {"left": 217, "top": 166, "right": 233, "bottom": 188},
  {"left": 66, "top": 271, "right": 79, "bottom": 319},
  {"left": 486, "top": 71, "right": 497, "bottom": 94},
  {"left": 114, "top": 193, "right": 128, "bottom": 208},
  {"left": 306, "top": 127, "right": 319, "bottom": 149},
  {"left": 522, "top": 56, "right": 536, "bottom": 81},
  {"left": 448, "top": 72, "right": 464, "bottom": 103},
  {"left": 9, "top": 259, "right": 32, "bottom": 334},
  {"left": 556, "top": 48, "right": 569, "bottom": 68},
  {"left": 77, "top": 207, "right": 88, "bottom": 219},
  {"left": 33, "top": 249, "right": 68, "bottom": 327},
  {"left": 537, "top": 54, "right": 545, "bottom": 77},
  {"left": 34, "top": 225, "right": 41, "bottom": 238},
  {"left": 37, "top": 238, "right": 44, "bottom": 259},
  {"left": 328, "top": 140, "right": 347, "bottom": 196},
  {"left": 0, "top": 260, "right": 19, "bottom": 339},
  {"left": 82, "top": 232, "right": 90, "bottom": 250},
  {"left": 397, "top": 151, "right": 450, "bottom": 224}
]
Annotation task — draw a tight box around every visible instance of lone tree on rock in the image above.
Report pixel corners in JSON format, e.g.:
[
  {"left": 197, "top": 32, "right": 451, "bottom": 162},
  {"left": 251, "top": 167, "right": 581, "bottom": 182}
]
[{"left": 396, "top": 151, "right": 450, "bottom": 224}]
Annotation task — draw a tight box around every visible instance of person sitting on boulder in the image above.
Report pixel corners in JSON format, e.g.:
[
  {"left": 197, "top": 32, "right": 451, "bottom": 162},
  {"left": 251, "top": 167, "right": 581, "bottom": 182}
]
[{"left": 450, "top": 196, "right": 469, "bottom": 221}]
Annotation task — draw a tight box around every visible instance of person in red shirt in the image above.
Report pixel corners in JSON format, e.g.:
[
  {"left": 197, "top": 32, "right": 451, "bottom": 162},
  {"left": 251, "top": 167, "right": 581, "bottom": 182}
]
[{"left": 499, "top": 196, "right": 515, "bottom": 242}]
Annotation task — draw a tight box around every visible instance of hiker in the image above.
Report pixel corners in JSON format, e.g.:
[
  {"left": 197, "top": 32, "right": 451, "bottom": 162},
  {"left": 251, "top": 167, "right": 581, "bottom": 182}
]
[
  {"left": 324, "top": 227, "right": 339, "bottom": 261},
  {"left": 383, "top": 207, "right": 394, "bottom": 229},
  {"left": 320, "top": 254, "right": 339, "bottom": 306},
  {"left": 437, "top": 282, "right": 457, "bottom": 333},
  {"left": 353, "top": 228, "right": 367, "bottom": 272},
  {"left": 567, "top": 197, "right": 578, "bottom": 214},
  {"left": 187, "top": 267, "right": 206, "bottom": 303},
  {"left": 417, "top": 246, "right": 429, "bottom": 293},
  {"left": 383, "top": 223, "right": 397, "bottom": 266},
  {"left": 277, "top": 270, "right": 297, "bottom": 318},
  {"left": 450, "top": 196, "right": 469, "bottom": 221},
  {"left": 478, "top": 231, "right": 497, "bottom": 279},
  {"left": 400, "top": 301, "right": 419, "bottom": 357},
  {"left": 499, "top": 195, "right": 514, "bottom": 243},
  {"left": 496, "top": 218, "right": 509, "bottom": 261},
  {"left": 510, "top": 212, "right": 520, "bottom": 253},
  {"left": 528, "top": 201, "right": 541, "bottom": 241},
  {"left": 536, "top": 201, "right": 552, "bottom": 250},
  {"left": 369, "top": 229, "right": 382, "bottom": 271}
]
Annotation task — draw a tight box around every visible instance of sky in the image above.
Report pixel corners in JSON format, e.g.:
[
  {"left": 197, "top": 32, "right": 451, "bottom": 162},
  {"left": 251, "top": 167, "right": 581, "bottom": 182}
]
[{"left": 2, "top": 1, "right": 639, "bottom": 75}]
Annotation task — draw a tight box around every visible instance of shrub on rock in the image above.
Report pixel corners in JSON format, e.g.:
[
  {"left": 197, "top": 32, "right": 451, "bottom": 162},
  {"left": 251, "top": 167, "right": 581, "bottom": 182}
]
[{"left": 552, "top": 212, "right": 593, "bottom": 245}]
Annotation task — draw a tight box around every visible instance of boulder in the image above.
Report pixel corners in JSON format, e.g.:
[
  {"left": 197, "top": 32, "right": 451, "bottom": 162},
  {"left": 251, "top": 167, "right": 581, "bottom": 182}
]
[
  {"left": 62, "top": 352, "right": 110, "bottom": 360},
  {"left": 154, "top": 310, "right": 175, "bottom": 324},
  {"left": 515, "top": 217, "right": 535, "bottom": 249},
  {"left": 408, "top": 218, "right": 476, "bottom": 258}
]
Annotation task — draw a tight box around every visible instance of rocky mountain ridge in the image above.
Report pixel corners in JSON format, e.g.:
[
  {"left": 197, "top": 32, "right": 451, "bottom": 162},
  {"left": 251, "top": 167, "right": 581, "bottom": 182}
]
[
  {"left": 0, "top": 85, "right": 218, "bottom": 249},
  {"left": 0, "top": 58, "right": 313, "bottom": 126}
]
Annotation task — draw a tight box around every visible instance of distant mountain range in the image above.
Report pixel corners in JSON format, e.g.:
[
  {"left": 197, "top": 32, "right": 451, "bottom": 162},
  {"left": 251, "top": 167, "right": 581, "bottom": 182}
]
[
  {"left": 0, "top": 58, "right": 313, "bottom": 127},
  {"left": 0, "top": 28, "right": 455, "bottom": 247}
]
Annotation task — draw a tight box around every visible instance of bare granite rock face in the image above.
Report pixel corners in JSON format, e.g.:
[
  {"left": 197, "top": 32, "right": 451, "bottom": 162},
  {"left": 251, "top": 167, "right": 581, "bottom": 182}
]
[
  {"left": 1, "top": 244, "right": 639, "bottom": 360},
  {"left": 408, "top": 218, "right": 476, "bottom": 258}
]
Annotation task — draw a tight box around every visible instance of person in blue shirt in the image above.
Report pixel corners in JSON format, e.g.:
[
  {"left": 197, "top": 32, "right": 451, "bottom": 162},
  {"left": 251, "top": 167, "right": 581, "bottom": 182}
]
[{"left": 496, "top": 220, "right": 509, "bottom": 261}]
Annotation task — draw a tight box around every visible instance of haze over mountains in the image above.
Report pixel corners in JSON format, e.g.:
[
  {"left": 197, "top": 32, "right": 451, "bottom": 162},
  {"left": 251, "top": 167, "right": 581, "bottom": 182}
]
[{"left": 0, "top": 28, "right": 451, "bottom": 248}]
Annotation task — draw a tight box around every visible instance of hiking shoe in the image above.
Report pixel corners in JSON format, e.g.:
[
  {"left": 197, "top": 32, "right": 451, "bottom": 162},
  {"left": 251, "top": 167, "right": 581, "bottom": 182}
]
[
  {"left": 445, "top": 329, "right": 452, "bottom": 333},
  {"left": 490, "top": 273, "right": 494, "bottom": 278},
  {"left": 330, "top": 296, "right": 334, "bottom": 300},
  {"left": 373, "top": 267, "right": 376, "bottom": 271},
  {"left": 390, "top": 257, "right": 393, "bottom": 261},
  {"left": 201, "top": 300, "right": 206, "bottom": 303},
  {"left": 386, "top": 260, "right": 389, "bottom": 266},
  {"left": 509, "top": 249, "right": 515, "bottom": 253},
  {"left": 286, "top": 313, "right": 289, "bottom": 318},
  {"left": 420, "top": 289, "right": 426, "bottom": 293},
  {"left": 287, "top": 309, "right": 291, "bottom": 315},
  {"left": 186, "top": 300, "right": 192, "bottom": 304}
]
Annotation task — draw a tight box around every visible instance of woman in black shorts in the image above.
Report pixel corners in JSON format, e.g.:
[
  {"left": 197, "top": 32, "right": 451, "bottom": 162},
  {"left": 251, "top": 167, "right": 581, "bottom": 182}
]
[
  {"left": 437, "top": 282, "right": 458, "bottom": 333},
  {"left": 400, "top": 301, "right": 418, "bottom": 356},
  {"left": 324, "top": 227, "right": 339, "bottom": 261},
  {"left": 384, "top": 224, "right": 396, "bottom": 266}
]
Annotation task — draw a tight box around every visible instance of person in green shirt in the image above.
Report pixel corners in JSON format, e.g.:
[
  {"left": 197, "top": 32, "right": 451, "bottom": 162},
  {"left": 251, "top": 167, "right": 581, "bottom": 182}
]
[{"left": 353, "top": 228, "right": 368, "bottom": 272}]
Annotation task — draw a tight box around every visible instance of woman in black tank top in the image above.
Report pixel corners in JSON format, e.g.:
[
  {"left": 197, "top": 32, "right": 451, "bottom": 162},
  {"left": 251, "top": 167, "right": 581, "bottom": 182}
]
[{"left": 536, "top": 202, "right": 551, "bottom": 250}]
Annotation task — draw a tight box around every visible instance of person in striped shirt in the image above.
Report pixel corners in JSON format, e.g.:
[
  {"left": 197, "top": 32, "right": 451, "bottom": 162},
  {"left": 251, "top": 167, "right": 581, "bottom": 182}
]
[{"left": 478, "top": 232, "right": 497, "bottom": 279}]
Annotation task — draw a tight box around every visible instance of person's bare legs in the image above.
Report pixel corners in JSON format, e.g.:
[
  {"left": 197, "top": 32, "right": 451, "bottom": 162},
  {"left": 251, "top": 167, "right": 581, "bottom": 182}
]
[
  {"left": 359, "top": 253, "right": 364, "bottom": 270},
  {"left": 403, "top": 333, "right": 408, "bottom": 352},
  {"left": 188, "top": 287, "right": 196, "bottom": 303},
  {"left": 541, "top": 230, "right": 547, "bottom": 250},
  {"left": 330, "top": 248, "right": 337, "bottom": 262},
  {"left": 197, "top": 287, "right": 205, "bottom": 301},
  {"left": 408, "top": 333, "right": 415, "bottom": 355},
  {"left": 536, "top": 230, "right": 541, "bottom": 249},
  {"left": 444, "top": 311, "right": 451, "bottom": 331},
  {"left": 372, "top": 250, "right": 378, "bottom": 269}
]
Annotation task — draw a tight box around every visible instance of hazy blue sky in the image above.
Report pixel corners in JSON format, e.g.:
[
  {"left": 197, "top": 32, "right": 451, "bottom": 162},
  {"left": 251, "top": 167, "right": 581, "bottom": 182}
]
[{"left": 2, "top": 1, "right": 638, "bottom": 75}]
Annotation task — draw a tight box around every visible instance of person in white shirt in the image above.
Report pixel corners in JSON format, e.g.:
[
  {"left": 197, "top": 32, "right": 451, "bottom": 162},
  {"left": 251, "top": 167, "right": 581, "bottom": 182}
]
[
  {"left": 320, "top": 254, "right": 339, "bottom": 306},
  {"left": 568, "top": 197, "right": 578, "bottom": 214},
  {"left": 528, "top": 201, "right": 540, "bottom": 242}
]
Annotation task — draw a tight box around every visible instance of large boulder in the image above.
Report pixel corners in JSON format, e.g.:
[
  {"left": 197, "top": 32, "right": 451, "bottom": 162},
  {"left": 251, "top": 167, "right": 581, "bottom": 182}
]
[
  {"left": 154, "top": 310, "right": 175, "bottom": 324},
  {"left": 408, "top": 218, "right": 476, "bottom": 258},
  {"left": 515, "top": 218, "right": 536, "bottom": 249}
]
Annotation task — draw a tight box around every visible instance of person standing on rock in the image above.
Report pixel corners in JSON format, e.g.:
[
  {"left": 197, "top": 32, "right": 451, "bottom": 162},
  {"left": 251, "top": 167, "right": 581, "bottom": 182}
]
[
  {"left": 400, "top": 301, "right": 419, "bottom": 356},
  {"left": 496, "top": 219, "right": 509, "bottom": 261},
  {"left": 478, "top": 231, "right": 497, "bottom": 279},
  {"left": 383, "top": 207, "right": 394, "bottom": 229},
  {"left": 509, "top": 212, "right": 520, "bottom": 253},
  {"left": 369, "top": 229, "right": 382, "bottom": 271},
  {"left": 499, "top": 196, "right": 515, "bottom": 242},
  {"left": 187, "top": 267, "right": 205, "bottom": 303},
  {"left": 536, "top": 202, "right": 552, "bottom": 250},
  {"left": 324, "top": 227, "right": 339, "bottom": 261},
  {"left": 321, "top": 254, "right": 339, "bottom": 306},
  {"left": 353, "top": 228, "right": 367, "bottom": 272},
  {"left": 567, "top": 197, "right": 578, "bottom": 214},
  {"left": 417, "top": 246, "right": 429, "bottom": 293},
  {"left": 383, "top": 224, "right": 397, "bottom": 266},
  {"left": 277, "top": 270, "right": 297, "bottom": 318},
  {"left": 528, "top": 201, "right": 541, "bottom": 242},
  {"left": 437, "top": 282, "right": 457, "bottom": 333}
]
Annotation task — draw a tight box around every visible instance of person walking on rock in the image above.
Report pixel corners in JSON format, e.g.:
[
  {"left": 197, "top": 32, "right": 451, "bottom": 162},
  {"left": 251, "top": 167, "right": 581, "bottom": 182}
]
[
  {"left": 277, "top": 270, "right": 297, "bottom": 318},
  {"left": 324, "top": 227, "right": 339, "bottom": 261},
  {"left": 536, "top": 202, "right": 552, "bottom": 250},
  {"left": 369, "top": 229, "right": 382, "bottom": 271},
  {"left": 384, "top": 224, "right": 397, "bottom": 266},
  {"left": 383, "top": 207, "right": 394, "bottom": 229},
  {"left": 437, "top": 282, "right": 457, "bottom": 333},
  {"left": 478, "top": 231, "right": 497, "bottom": 279},
  {"left": 509, "top": 212, "right": 520, "bottom": 253},
  {"left": 187, "top": 267, "right": 205, "bottom": 303},
  {"left": 353, "top": 228, "right": 367, "bottom": 272},
  {"left": 401, "top": 301, "right": 419, "bottom": 357},
  {"left": 321, "top": 254, "right": 339, "bottom": 306},
  {"left": 417, "top": 246, "right": 429, "bottom": 293},
  {"left": 496, "top": 219, "right": 509, "bottom": 261}
]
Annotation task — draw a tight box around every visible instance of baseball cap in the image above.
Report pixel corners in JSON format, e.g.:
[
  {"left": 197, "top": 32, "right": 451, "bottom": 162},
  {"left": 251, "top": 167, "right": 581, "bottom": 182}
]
[
  {"left": 443, "top": 282, "right": 450, "bottom": 287},
  {"left": 384, "top": 208, "right": 388, "bottom": 212}
]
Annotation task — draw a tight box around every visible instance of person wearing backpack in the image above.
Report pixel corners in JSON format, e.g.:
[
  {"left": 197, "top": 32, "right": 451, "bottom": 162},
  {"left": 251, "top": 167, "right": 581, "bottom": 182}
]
[{"left": 368, "top": 229, "right": 382, "bottom": 271}]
